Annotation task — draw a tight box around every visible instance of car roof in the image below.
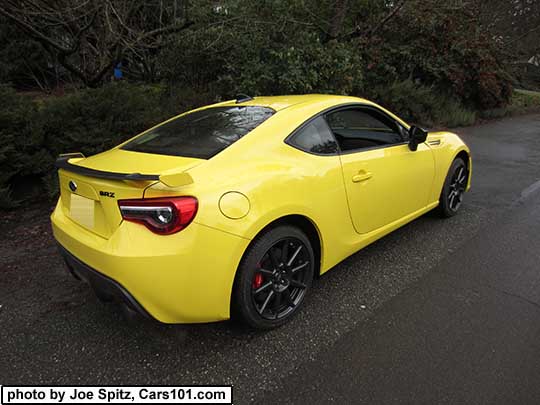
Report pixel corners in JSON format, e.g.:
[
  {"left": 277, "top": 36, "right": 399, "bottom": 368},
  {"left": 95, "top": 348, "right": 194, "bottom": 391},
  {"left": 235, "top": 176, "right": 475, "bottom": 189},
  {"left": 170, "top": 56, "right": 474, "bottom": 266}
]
[{"left": 217, "top": 94, "right": 372, "bottom": 111}]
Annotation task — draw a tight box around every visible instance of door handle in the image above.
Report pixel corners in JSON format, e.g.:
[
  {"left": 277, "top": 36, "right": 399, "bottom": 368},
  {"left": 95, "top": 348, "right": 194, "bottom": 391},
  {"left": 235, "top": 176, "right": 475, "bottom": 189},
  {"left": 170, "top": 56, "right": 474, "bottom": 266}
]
[{"left": 352, "top": 171, "right": 373, "bottom": 183}]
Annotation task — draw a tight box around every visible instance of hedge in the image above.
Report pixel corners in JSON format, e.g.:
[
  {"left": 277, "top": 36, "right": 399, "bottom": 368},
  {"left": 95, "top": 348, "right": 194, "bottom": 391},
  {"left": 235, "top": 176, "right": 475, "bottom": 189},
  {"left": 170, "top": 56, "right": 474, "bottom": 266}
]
[{"left": 0, "top": 83, "right": 169, "bottom": 208}]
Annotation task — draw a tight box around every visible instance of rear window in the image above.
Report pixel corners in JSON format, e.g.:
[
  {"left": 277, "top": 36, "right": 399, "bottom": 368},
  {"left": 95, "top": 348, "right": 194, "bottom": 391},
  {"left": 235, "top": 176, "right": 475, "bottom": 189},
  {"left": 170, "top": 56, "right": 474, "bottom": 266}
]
[{"left": 122, "top": 106, "right": 275, "bottom": 159}]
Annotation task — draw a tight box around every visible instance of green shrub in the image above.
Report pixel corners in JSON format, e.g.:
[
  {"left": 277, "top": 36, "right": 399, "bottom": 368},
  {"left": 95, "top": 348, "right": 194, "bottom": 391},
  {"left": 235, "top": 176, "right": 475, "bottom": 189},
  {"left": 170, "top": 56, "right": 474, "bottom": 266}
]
[
  {"left": 441, "top": 102, "right": 477, "bottom": 128},
  {"left": 511, "top": 89, "right": 540, "bottom": 109},
  {"left": 360, "top": 3, "right": 512, "bottom": 111},
  {"left": 370, "top": 80, "right": 475, "bottom": 128},
  {"left": 216, "top": 32, "right": 364, "bottom": 96},
  {"left": 0, "top": 83, "right": 168, "bottom": 207},
  {"left": 0, "top": 85, "right": 45, "bottom": 207},
  {"left": 39, "top": 83, "right": 167, "bottom": 159},
  {"left": 480, "top": 89, "right": 540, "bottom": 119},
  {"left": 161, "top": 25, "right": 365, "bottom": 97}
]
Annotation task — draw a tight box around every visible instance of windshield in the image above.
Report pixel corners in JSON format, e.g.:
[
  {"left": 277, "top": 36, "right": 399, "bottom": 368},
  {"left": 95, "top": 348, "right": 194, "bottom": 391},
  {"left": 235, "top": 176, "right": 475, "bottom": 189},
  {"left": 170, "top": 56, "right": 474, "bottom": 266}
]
[{"left": 122, "top": 106, "right": 275, "bottom": 159}]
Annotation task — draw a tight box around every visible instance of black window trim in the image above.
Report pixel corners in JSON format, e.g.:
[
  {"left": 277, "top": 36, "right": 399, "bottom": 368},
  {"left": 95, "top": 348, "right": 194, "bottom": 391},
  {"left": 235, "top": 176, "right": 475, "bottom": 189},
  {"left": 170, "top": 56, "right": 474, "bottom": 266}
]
[{"left": 284, "top": 102, "right": 410, "bottom": 156}]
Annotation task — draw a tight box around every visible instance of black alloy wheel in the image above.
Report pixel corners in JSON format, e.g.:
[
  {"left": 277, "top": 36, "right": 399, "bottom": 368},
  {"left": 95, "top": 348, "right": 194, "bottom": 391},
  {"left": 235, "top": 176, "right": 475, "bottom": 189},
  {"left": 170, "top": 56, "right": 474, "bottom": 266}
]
[
  {"left": 232, "top": 225, "right": 315, "bottom": 329},
  {"left": 439, "top": 158, "right": 468, "bottom": 217},
  {"left": 448, "top": 164, "right": 468, "bottom": 211}
]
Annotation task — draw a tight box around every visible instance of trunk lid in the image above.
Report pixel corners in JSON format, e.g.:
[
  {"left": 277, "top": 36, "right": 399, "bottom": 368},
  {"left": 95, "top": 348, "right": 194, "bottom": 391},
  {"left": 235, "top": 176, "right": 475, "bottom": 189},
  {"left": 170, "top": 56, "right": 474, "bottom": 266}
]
[{"left": 57, "top": 149, "right": 203, "bottom": 239}]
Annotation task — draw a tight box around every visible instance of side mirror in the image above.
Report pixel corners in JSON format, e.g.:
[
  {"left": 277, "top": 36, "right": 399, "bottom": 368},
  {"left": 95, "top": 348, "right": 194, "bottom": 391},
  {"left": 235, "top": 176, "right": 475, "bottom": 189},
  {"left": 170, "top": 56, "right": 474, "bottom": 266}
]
[{"left": 408, "top": 126, "right": 428, "bottom": 151}]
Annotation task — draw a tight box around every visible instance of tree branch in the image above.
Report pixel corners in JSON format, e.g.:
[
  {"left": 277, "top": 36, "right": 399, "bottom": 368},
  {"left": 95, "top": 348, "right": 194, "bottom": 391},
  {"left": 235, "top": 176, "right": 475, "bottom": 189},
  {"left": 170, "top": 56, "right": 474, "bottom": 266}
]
[
  {"left": 0, "top": 6, "right": 74, "bottom": 53},
  {"left": 344, "top": 0, "right": 407, "bottom": 41}
]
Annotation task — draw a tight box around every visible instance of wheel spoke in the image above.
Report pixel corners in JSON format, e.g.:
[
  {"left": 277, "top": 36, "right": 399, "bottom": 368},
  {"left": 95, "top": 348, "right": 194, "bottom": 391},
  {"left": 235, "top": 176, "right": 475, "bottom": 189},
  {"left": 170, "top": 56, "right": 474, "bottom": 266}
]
[
  {"left": 449, "top": 192, "right": 456, "bottom": 209},
  {"left": 258, "top": 268, "right": 274, "bottom": 276},
  {"left": 290, "top": 279, "right": 307, "bottom": 289},
  {"left": 458, "top": 167, "right": 468, "bottom": 183},
  {"left": 254, "top": 281, "right": 272, "bottom": 295},
  {"left": 287, "top": 245, "right": 303, "bottom": 267},
  {"left": 284, "top": 289, "right": 296, "bottom": 307},
  {"left": 291, "top": 262, "right": 308, "bottom": 274},
  {"left": 258, "top": 290, "right": 274, "bottom": 314},
  {"left": 273, "top": 292, "right": 282, "bottom": 318},
  {"left": 456, "top": 167, "right": 464, "bottom": 183}
]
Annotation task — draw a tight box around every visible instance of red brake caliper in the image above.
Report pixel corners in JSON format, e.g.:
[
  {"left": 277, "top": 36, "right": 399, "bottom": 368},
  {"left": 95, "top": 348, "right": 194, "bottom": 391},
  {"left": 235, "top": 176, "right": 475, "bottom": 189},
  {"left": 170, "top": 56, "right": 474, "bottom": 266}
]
[
  {"left": 253, "top": 263, "right": 264, "bottom": 289},
  {"left": 253, "top": 273, "right": 263, "bottom": 289}
]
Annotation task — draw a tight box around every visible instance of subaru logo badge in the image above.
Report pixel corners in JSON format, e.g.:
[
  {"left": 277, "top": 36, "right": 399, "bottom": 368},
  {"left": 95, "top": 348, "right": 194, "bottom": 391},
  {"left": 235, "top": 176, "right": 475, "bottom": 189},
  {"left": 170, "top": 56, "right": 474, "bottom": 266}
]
[{"left": 69, "top": 180, "right": 77, "bottom": 192}]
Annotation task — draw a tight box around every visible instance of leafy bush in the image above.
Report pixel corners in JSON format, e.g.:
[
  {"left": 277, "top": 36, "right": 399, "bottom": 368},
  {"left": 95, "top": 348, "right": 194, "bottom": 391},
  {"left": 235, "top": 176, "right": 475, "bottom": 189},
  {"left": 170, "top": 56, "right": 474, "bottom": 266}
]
[
  {"left": 371, "top": 80, "right": 476, "bottom": 128},
  {"left": 0, "top": 17, "right": 51, "bottom": 88},
  {"left": 0, "top": 83, "right": 168, "bottom": 207},
  {"left": 511, "top": 89, "right": 540, "bottom": 109},
  {"left": 0, "top": 85, "right": 45, "bottom": 207},
  {"left": 440, "top": 102, "right": 477, "bottom": 128},
  {"left": 161, "top": 24, "right": 364, "bottom": 97},
  {"left": 38, "top": 83, "right": 167, "bottom": 159},
  {"left": 216, "top": 32, "right": 365, "bottom": 96},
  {"left": 360, "top": 3, "right": 512, "bottom": 111},
  {"left": 481, "top": 89, "right": 540, "bottom": 120}
]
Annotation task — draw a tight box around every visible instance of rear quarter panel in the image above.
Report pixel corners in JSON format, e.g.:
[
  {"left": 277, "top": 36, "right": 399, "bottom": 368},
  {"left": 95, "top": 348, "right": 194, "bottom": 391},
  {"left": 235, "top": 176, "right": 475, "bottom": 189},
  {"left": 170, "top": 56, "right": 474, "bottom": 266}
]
[{"left": 144, "top": 99, "right": 360, "bottom": 273}]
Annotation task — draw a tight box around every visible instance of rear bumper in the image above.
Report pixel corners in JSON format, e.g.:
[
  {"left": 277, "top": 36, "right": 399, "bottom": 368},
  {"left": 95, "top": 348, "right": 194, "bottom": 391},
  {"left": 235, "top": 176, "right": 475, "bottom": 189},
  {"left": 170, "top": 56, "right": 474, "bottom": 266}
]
[
  {"left": 51, "top": 199, "right": 250, "bottom": 323},
  {"left": 59, "top": 243, "right": 153, "bottom": 320}
]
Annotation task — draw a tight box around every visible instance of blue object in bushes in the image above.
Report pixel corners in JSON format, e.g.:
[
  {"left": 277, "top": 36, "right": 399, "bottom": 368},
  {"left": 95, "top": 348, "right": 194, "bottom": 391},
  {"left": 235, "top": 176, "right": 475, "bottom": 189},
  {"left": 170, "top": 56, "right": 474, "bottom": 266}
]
[{"left": 114, "top": 63, "right": 123, "bottom": 79}]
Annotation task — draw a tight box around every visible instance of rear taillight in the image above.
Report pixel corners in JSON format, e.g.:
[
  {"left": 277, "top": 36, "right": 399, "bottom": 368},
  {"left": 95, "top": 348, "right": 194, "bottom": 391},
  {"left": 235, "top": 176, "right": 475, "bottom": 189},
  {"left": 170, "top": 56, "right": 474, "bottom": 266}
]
[{"left": 118, "top": 196, "right": 198, "bottom": 235}]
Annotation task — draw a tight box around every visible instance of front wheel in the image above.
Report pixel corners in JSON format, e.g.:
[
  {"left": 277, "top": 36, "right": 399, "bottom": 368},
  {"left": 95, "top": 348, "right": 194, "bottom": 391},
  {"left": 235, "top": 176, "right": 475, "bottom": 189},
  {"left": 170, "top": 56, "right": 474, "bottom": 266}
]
[
  {"left": 438, "top": 158, "right": 468, "bottom": 217},
  {"left": 232, "top": 225, "right": 315, "bottom": 329}
]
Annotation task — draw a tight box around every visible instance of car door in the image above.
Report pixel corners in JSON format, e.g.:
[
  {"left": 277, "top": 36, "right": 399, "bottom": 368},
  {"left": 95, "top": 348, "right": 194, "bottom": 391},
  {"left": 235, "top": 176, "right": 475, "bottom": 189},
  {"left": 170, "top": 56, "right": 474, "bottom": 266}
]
[{"left": 326, "top": 106, "right": 434, "bottom": 234}]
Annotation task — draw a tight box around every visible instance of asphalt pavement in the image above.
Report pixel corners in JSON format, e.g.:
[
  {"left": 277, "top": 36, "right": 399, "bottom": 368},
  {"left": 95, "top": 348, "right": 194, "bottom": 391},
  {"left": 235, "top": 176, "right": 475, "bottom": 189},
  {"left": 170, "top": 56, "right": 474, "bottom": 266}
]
[{"left": 1, "top": 113, "right": 540, "bottom": 404}]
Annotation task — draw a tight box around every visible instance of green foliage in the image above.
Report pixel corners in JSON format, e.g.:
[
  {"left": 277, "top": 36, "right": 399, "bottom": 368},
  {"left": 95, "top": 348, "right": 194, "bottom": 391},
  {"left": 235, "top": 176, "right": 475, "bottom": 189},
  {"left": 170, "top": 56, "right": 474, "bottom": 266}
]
[
  {"left": 370, "top": 80, "right": 439, "bottom": 125},
  {"left": 0, "top": 18, "right": 51, "bottom": 88},
  {"left": 481, "top": 89, "right": 540, "bottom": 119},
  {"left": 0, "top": 85, "right": 45, "bottom": 207},
  {"left": 161, "top": 22, "right": 364, "bottom": 97},
  {"left": 0, "top": 83, "right": 168, "bottom": 207},
  {"left": 0, "top": 0, "right": 526, "bottom": 209},
  {"left": 371, "top": 79, "right": 476, "bottom": 128},
  {"left": 217, "top": 32, "right": 364, "bottom": 96},
  {"left": 159, "top": 0, "right": 512, "bottom": 117},
  {"left": 440, "top": 102, "right": 477, "bottom": 128},
  {"left": 511, "top": 89, "right": 540, "bottom": 108},
  {"left": 359, "top": 2, "right": 513, "bottom": 111},
  {"left": 38, "top": 83, "right": 167, "bottom": 159}
]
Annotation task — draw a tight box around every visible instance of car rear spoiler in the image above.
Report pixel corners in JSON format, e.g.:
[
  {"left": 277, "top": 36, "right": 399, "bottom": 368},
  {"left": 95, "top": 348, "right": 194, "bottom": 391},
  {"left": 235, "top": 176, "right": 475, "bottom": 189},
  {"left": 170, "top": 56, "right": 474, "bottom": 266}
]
[{"left": 55, "top": 153, "right": 194, "bottom": 188}]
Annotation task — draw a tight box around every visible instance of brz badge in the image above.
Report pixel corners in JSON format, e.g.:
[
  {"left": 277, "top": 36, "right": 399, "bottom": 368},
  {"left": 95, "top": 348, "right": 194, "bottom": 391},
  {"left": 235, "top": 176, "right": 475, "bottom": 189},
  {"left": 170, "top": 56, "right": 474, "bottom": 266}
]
[{"left": 100, "top": 191, "right": 115, "bottom": 198}]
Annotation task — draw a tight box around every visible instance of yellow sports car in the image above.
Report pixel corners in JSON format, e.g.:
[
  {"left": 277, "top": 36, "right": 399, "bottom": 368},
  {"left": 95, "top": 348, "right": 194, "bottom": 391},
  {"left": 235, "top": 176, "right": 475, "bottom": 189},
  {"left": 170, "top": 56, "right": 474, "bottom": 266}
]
[{"left": 51, "top": 94, "right": 471, "bottom": 329}]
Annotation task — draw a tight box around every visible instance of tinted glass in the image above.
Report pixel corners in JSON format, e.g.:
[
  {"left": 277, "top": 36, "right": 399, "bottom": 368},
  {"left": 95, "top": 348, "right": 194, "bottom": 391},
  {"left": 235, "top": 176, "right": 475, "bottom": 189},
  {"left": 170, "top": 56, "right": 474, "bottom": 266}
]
[
  {"left": 326, "top": 108, "right": 403, "bottom": 152},
  {"left": 122, "top": 106, "right": 274, "bottom": 159},
  {"left": 289, "top": 116, "right": 338, "bottom": 155}
]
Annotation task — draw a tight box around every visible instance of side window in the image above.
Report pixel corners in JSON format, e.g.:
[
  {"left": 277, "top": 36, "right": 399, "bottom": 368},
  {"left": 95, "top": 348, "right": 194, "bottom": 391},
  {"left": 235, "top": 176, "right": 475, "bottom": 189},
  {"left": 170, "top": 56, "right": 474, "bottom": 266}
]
[
  {"left": 326, "top": 108, "right": 404, "bottom": 152},
  {"left": 288, "top": 116, "right": 338, "bottom": 155}
]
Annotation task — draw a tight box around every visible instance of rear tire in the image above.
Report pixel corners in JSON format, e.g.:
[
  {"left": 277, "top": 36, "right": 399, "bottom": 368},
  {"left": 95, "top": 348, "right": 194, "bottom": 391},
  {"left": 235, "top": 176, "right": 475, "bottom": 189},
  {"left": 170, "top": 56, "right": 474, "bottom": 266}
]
[
  {"left": 232, "top": 225, "right": 314, "bottom": 330},
  {"left": 438, "top": 158, "right": 468, "bottom": 218}
]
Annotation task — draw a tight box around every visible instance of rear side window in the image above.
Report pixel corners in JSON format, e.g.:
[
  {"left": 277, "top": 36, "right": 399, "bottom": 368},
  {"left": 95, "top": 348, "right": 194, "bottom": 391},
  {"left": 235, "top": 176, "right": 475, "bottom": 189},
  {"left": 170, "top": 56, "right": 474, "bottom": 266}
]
[
  {"left": 122, "top": 106, "right": 274, "bottom": 159},
  {"left": 288, "top": 116, "right": 338, "bottom": 155}
]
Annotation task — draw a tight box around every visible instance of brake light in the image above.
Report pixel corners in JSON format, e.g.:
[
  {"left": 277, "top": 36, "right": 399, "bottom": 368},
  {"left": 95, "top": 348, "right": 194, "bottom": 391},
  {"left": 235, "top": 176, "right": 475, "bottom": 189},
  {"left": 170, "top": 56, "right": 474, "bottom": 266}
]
[{"left": 118, "top": 196, "right": 198, "bottom": 235}]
